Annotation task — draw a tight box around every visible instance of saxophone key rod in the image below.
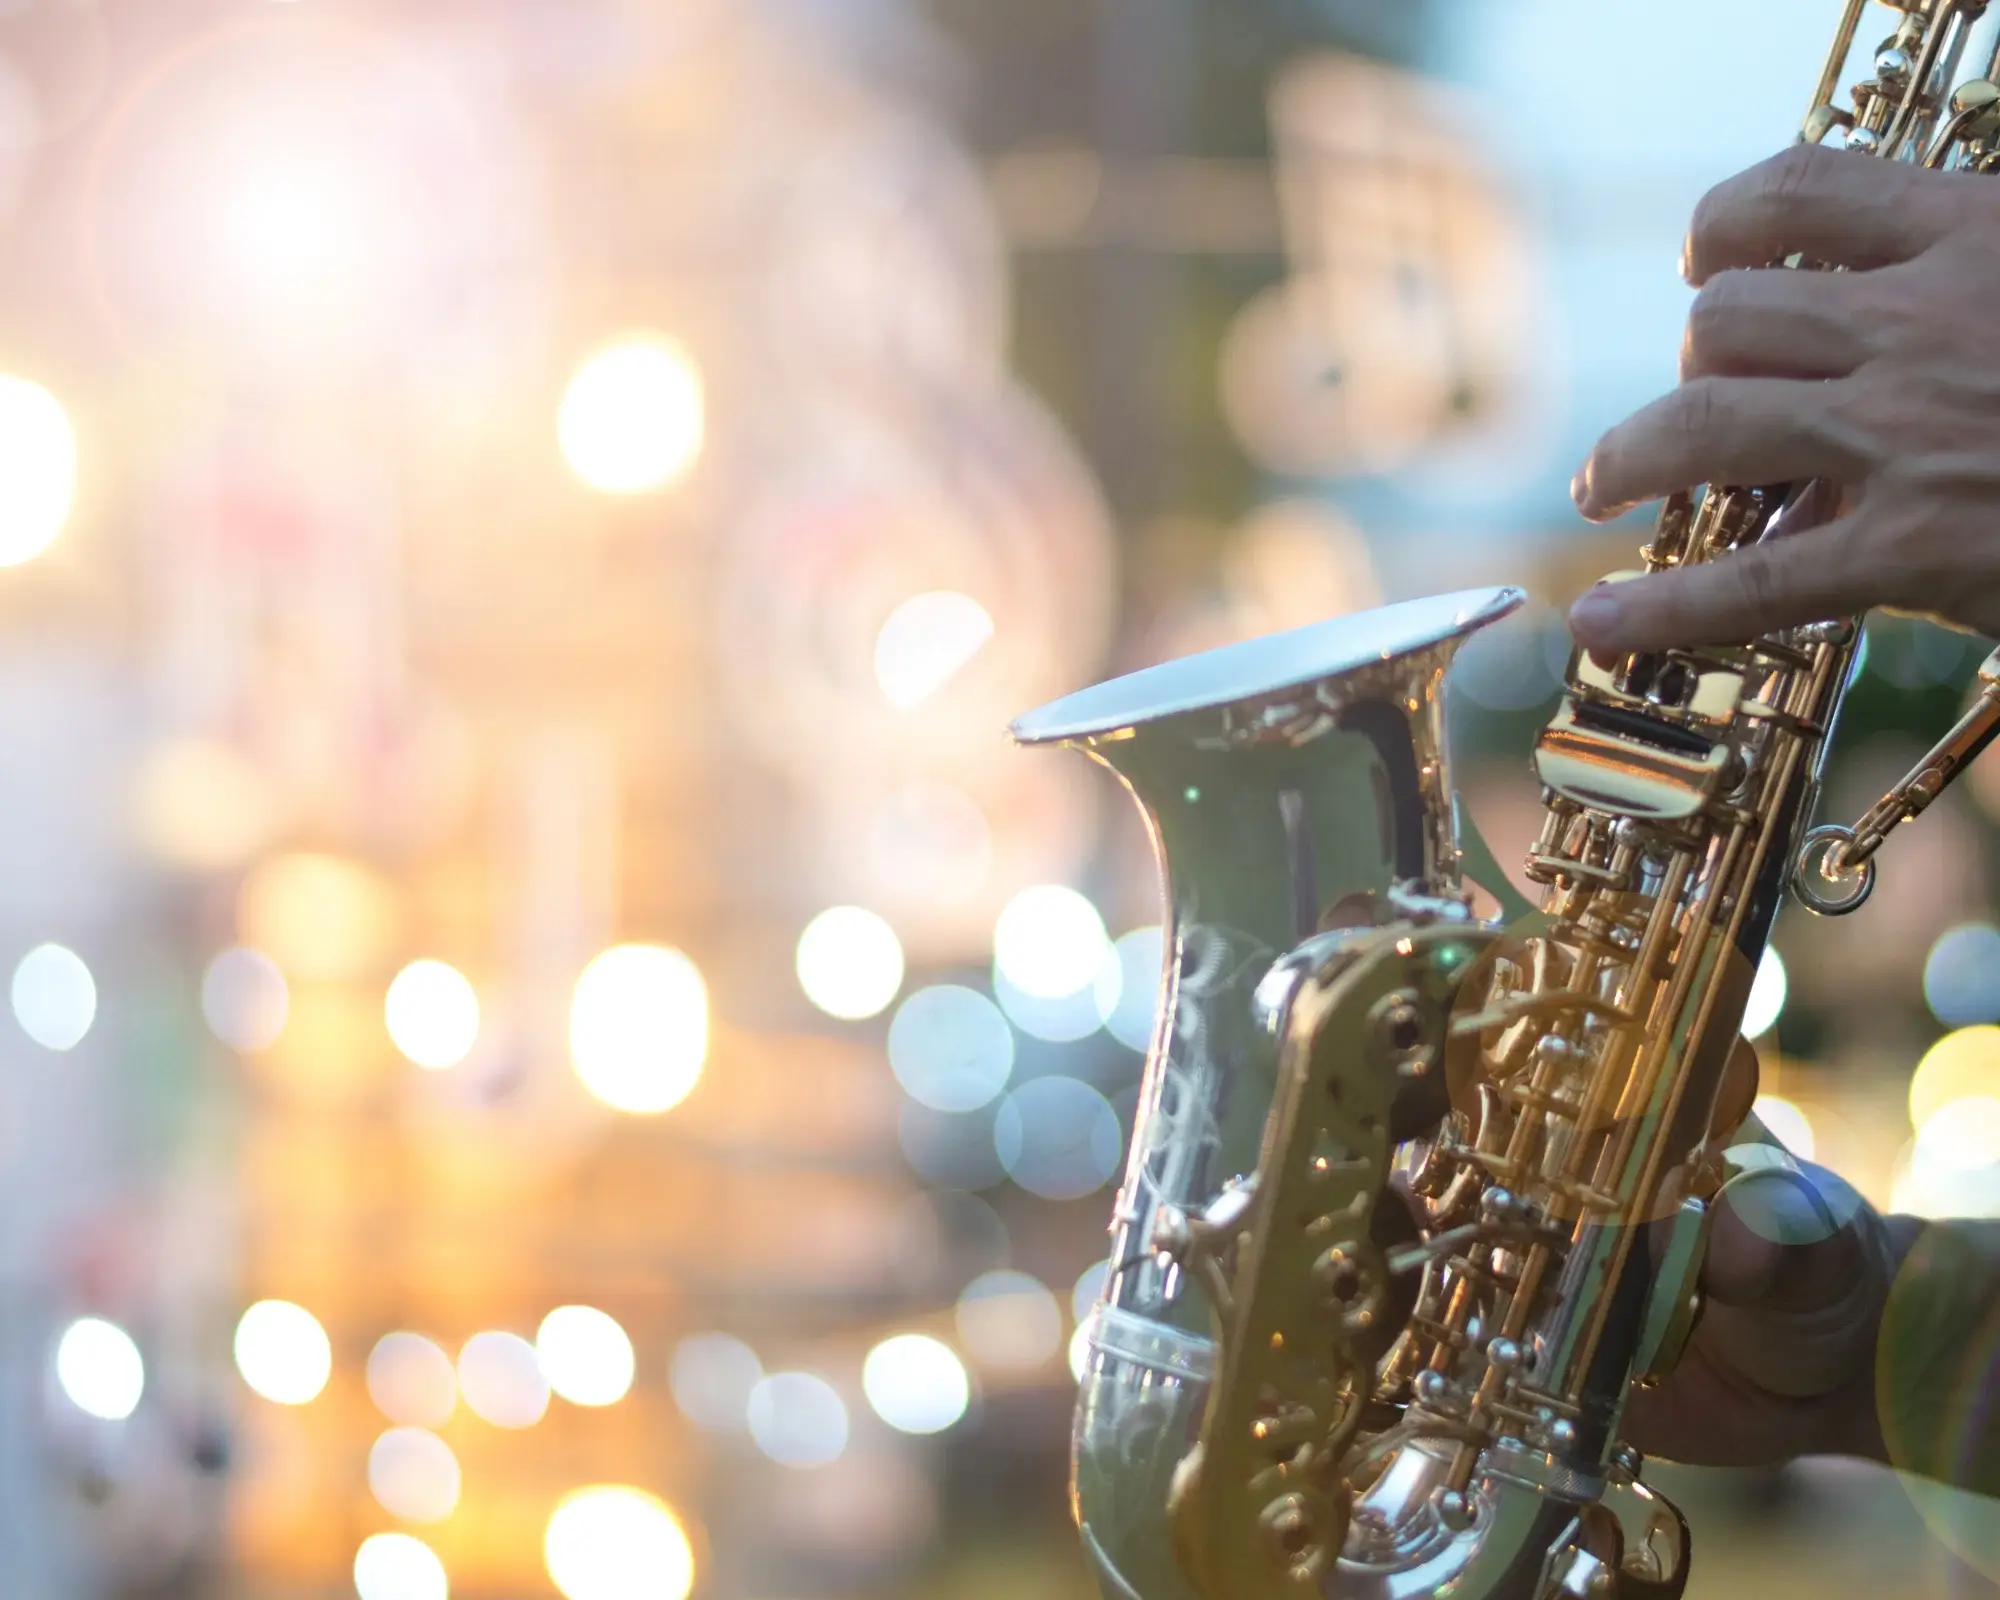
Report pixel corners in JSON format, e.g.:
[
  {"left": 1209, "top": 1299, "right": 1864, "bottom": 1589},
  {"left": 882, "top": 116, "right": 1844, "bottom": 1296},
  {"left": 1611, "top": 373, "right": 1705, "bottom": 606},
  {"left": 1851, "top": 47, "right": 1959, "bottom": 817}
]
[{"left": 1795, "top": 646, "right": 2000, "bottom": 913}]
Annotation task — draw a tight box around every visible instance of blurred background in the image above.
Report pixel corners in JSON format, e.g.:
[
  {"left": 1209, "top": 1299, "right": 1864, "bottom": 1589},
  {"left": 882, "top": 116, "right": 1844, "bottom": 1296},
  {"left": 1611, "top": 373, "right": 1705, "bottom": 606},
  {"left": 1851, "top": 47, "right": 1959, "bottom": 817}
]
[{"left": 2, "top": 0, "right": 2000, "bottom": 1596}]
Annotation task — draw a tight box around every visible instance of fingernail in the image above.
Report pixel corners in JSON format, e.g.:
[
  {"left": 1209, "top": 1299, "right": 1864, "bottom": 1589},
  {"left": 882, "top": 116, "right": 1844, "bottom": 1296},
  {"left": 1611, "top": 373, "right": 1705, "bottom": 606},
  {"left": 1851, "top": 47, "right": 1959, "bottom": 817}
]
[
  {"left": 1570, "top": 470, "right": 1590, "bottom": 513},
  {"left": 1570, "top": 587, "right": 1622, "bottom": 644},
  {"left": 1678, "top": 240, "right": 1694, "bottom": 285}
]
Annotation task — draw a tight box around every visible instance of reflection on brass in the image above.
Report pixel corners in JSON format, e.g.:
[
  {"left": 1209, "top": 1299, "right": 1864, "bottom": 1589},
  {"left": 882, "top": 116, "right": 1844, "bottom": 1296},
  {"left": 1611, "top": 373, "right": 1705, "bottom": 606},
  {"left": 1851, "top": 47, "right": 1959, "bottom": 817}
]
[{"left": 1017, "top": 8, "right": 2000, "bottom": 1599}]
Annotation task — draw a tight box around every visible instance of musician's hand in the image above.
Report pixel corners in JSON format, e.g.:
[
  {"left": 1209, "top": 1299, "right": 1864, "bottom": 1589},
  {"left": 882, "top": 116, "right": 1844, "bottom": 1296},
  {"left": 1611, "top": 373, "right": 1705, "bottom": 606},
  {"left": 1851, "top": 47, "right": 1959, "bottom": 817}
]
[
  {"left": 1567, "top": 144, "right": 2000, "bottom": 653},
  {"left": 1622, "top": 1039, "right": 1905, "bottom": 1468},
  {"left": 1623, "top": 1150, "right": 1900, "bottom": 1468}
]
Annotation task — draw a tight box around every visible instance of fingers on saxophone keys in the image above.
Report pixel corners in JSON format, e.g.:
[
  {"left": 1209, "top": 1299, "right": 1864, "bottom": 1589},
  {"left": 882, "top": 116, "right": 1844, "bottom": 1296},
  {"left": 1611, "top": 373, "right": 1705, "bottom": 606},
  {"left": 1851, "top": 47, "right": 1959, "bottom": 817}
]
[
  {"left": 1679, "top": 269, "right": 1875, "bottom": 382},
  {"left": 1571, "top": 378, "right": 1862, "bottom": 523},
  {"left": 1683, "top": 144, "right": 1972, "bottom": 284},
  {"left": 1566, "top": 523, "right": 1870, "bottom": 653}
]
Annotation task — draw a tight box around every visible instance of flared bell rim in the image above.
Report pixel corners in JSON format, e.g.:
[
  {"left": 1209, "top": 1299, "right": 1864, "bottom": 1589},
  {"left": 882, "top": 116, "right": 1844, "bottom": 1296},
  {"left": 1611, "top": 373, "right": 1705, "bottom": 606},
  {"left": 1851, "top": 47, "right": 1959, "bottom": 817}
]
[{"left": 1011, "top": 586, "right": 1527, "bottom": 745}]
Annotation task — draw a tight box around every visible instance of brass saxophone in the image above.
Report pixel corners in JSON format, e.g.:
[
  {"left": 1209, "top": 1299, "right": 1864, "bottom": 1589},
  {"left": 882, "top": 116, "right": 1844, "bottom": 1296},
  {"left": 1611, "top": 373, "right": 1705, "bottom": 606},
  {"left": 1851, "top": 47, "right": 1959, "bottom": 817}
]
[{"left": 1012, "top": 8, "right": 2000, "bottom": 1598}]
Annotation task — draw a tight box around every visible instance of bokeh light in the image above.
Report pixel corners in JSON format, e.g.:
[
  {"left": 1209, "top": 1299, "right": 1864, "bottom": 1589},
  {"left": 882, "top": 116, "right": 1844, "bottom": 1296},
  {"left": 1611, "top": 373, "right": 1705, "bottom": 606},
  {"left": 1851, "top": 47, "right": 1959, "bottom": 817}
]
[
  {"left": 133, "top": 739, "right": 280, "bottom": 871},
  {"left": 1897, "top": 1095, "right": 2000, "bottom": 1217},
  {"left": 1069, "top": 1319, "right": 1095, "bottom": 1383},
  {"left": 1449, "top": 604, "right": 1568, "bottom": 712},
  {"left": 746, "top": 1371, "right": 849, "bottom": 1468},
  {"left": 353, "top": 1533, "right": 448, "bottom": 1600},
  {"left": 11, "top": 943, "right": 95, "bottom": 1051},
  {"left": 368, "top": 1428, "right": 462, "bottom": 1523},
  {"left": 238, "top": 853, "right": 396, "bottom": 983},
  {"left": 995, "top": 1077, "right": 1123, "bottom": 1200},
  {"left": 992, "top": 885, "right": 1108, "bottom": 999},
  {"left": 457, "top": 1331, "right": 549, "bottom": 1429},
  {"left": 367, "top": 1332, "right": 457, "bottom": 1427},
  {"left": 0, "top": 376, "right": 75, "bottom": 567},
  {"left": 874, "top": 591, "right": 995, "bottom": 710},
  {"left": 545, "top": 1486, "right": 696, "bottom": 1600},
  {"left": 201, "top": 947, "right": 289, "bottom": 1053},
  {"left": 670, "top": 1334, "right": 763, "bottom": 1433},
  {"left": 888, "top": 985, "right": 1014, "bottom": 1112},
  {"left": 569, "top": 944, "right": 709, "bottom": 1114},
  {"left": 1915, "top": 1096, "right": 2000, "bottom": 1176},
  {"left": 954, "top": 1270, "right": 1063, "bottom": 1372},
  {"left": 1925, "top": 924, "right": 2000, "bottom": 1027},
  {"left": 1752, "top": 1095, "right": 1815, "bottom": 1162},
  {"left": 233, "top": 1300, "right": 332, "bottom": 1406},
  {"left": 1741, "top": 947, "right": 1788, "bottom": 1040},
  {"left": 1909, "top": 1026, "right": 2000, "bottom": 1130},
  {"left": 1096, "top": 927, "right": 1164, "bottom": 1051},
  {"left": 384, "top": 959, "right": 481, "bottom": 1070},
  {"left": 1071, "top": 1260, "right": 1110, "bottom": 1322},
  {"left": 219, "top": 149, "right": 374, "bottom": 310},
  {"left": 861, "top": 1334, "right": 971, "bottom": 1435},
  {"left": 559, "top": 336, "right": 705, "bottom": 494},
  {"left": 899, "top": 1101, "right": 1007, "bottom": 1190},
  {"left": 536, "top": 1306, "right": 635, "bottom": 1408},
  {"left": 56, "top": 1316, "right": 143, "bottom": 1421},
  {"left": 866, "top": 783, "right": 993, "bottom": 904},
  {"left": 993, "top": 965, "right": 1104, "bottom": 1043},
  {"left": 795, "top": 907, "right": 905, "bottom": 1021}
]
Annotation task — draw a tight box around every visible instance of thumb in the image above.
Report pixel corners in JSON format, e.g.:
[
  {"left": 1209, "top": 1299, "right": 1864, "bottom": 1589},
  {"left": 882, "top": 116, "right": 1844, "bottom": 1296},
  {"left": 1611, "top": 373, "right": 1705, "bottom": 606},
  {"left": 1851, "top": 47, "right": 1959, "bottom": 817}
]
[
  {"left": 1705, "top": 1160, "right": 1866, "bottom": 1312},
  {"left": 1568, "top": 520, "right": 1869, "bottom": 653},
  {"left": 1692, "top": 1159, "right": 1883, "bottom": 1401}
]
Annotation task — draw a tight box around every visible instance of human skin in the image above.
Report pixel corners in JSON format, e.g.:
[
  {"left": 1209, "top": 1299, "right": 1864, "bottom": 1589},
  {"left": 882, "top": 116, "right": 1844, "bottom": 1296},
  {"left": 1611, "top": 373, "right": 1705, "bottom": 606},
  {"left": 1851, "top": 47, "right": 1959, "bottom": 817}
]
[
  {"left": 1567, "top": 143, "right": 2000, "bottom": 652},
  {"left": 1562, "top": 146, "right": 2000, "bottom": 1488},
  {"left": 1624, "top": 1042, "right": 2000, "bottom": 1496}
]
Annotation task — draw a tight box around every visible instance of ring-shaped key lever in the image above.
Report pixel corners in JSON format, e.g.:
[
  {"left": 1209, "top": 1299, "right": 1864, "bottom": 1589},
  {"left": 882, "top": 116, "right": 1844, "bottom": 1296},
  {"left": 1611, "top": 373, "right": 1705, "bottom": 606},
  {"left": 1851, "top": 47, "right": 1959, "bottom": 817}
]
[
  {"left": 1793, "top": 825, "right": 1876, "bottom": 916},
  {"left": 1793, "top": 648, "right": 2000, "bottom": 916}
]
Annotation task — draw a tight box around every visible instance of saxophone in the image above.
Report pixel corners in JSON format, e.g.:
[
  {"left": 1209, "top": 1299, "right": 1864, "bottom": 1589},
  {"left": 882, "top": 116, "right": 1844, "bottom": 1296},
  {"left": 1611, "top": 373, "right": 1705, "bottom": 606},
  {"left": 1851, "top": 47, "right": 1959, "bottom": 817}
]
[{"left": 1012, "top": 8, "right": 2000, "bottom": 1598}]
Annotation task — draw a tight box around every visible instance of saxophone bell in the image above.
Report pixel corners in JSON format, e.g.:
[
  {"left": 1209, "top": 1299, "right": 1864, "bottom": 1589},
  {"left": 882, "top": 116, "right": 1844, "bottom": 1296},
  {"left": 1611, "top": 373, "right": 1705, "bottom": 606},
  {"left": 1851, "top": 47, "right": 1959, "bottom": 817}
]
[{"left": 1011, "top": 588, "right": 1524, "bottom": 1600}]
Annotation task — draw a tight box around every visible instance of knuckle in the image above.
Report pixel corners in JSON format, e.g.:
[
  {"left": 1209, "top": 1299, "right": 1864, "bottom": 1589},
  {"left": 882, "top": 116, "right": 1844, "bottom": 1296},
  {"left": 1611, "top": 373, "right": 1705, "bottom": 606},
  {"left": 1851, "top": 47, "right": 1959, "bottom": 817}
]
[
  {"left": 1730, "top": 549, "right": 1787, "bottom": 617},
  {"left": 1861, "top": 514, "right": 1932, "bottom": 607},
  {"left": 1672, "top": 379, "right": 1723, "bottom": 442},
  {"left": 1821, "top": 378, "right": 1890, "bottom": 473},
  {"left": 1692, "top": 147, "right": 1838, "bottom": 270},
  {"left": 1684, "top": 276, "right": 1742, "bottom": 358},
  {"left": 1855, "top": 257, "right": 1951, "bottom": 358},
  {"left": 1762, "top": 144, "right": 1830, "bottom": 211}
]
